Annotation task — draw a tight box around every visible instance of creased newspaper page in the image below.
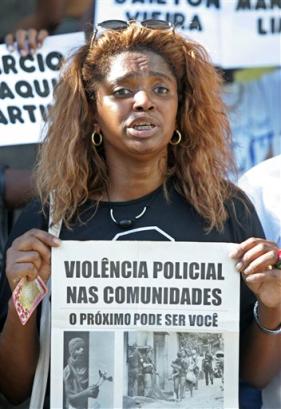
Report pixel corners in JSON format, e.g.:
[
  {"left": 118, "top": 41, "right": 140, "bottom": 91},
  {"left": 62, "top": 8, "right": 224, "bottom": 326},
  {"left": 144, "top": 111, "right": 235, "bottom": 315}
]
[{"left": 51, "top": 241, "right": 240, "bottom": 409}]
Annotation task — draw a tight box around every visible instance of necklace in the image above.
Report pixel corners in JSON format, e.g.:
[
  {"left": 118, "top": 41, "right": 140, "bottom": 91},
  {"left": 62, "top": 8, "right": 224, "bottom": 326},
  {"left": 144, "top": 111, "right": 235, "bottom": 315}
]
[
  {"left": 109, "top": 184, "right": 164, "bottom": 229},
  {"left": 110, "top": 206, "right": 147, "bottom": 228}
]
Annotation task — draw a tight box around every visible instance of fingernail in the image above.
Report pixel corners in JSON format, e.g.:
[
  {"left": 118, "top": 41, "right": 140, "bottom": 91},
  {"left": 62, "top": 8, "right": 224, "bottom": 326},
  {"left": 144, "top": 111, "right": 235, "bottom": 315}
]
[
  {"left": 235, "top": 262, "right": 243, "bottom": 272},
  {"left": 20, "top": 49, "right": 28, "bottom": 57},
  {"left": 53, "top": 238, "right": 61, "bottom": 246},
  {"left": 7, "top": 45, "right": 14, "bottom": 52},
  {"left": 245, "top": 274, "right": 255, "bottom": 282}
]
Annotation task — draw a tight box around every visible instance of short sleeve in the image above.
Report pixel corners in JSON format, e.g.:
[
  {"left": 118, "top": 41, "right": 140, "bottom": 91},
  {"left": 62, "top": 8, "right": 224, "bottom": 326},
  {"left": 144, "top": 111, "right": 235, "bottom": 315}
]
[{"left": 226, "top": 188, "right": 266, "bottom": 334}]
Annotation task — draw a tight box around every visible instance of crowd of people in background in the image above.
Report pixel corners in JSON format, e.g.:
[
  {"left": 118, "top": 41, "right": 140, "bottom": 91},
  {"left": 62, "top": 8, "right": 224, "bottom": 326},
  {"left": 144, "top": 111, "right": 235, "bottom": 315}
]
[
  {"left": 171, "top": 346, "right": 224, "bottom": 402},
  {"left": 128, "top": 342, "right": 225, "bottom": 404}
]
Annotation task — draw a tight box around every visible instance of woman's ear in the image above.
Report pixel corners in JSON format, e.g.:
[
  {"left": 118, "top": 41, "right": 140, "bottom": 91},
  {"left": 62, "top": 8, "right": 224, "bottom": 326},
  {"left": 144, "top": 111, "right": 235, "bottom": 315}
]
[{"left": 93, "top": 123, "right": 100, "bottom": 133}]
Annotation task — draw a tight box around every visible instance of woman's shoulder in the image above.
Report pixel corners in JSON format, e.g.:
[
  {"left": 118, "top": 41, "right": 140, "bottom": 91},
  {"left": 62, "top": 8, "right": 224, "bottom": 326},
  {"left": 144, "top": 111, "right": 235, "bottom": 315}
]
[
  {"left": 227, "top": 183, "right": 255, "bottom": 212},
  {"left": 225, "top": 183, "right": 265, "bottom": 241}
]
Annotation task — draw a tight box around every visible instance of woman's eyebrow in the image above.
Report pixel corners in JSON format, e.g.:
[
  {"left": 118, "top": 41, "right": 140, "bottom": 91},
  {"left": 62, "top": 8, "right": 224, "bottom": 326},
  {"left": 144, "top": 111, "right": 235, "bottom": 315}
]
[{"left": 108, "top": 71, "right": 175, "bottom": 83}]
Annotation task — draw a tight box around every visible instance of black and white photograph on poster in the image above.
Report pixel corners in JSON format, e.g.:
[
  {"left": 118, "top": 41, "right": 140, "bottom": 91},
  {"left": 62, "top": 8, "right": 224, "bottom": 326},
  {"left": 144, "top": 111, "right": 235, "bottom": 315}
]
[
  {"left": 123, "top": 331, "right": 224, "bottom": 409},
  {"left": 63, "top": 331, "right": 114, "bottom": 409}
]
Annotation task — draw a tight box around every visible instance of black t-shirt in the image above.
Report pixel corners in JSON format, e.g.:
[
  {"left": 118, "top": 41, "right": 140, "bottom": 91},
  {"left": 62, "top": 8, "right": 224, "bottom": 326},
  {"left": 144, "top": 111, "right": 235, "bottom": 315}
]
[
  {"left": 0, "top": 184, "right": 264, "bottom": 332},
  {"left": 0, "top": 184, "right": 265, "bottom": 408}
]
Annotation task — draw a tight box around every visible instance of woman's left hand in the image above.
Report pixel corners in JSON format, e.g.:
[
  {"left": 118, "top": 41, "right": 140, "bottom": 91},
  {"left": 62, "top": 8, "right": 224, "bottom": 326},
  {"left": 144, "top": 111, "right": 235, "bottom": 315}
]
[{"left": 230, "top": 237, "right": 281, "bottom": 309}]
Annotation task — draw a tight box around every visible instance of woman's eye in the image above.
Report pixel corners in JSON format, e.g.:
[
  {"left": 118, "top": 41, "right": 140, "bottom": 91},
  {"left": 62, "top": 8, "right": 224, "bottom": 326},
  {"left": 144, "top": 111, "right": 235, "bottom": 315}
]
[
  {"left": 113, "top": 88, "right": 132, "bottom": 97},
  {"left": 154, "top": 86, "right": 169, "bottom": 95}
]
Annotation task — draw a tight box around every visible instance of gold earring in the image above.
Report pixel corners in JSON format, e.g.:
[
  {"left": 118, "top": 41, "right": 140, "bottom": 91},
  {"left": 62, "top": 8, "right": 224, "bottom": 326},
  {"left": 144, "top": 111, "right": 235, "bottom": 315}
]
[
  {"left": 91, "top": 131, "right": 103, "bottom": 147},
  {"left": 170, "top": 130, "right": 182, "bottom": 145}
]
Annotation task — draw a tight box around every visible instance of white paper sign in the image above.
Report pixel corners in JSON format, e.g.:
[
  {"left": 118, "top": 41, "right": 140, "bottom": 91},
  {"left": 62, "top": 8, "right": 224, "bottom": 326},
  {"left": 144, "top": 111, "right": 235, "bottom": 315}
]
[
  {"left": 0, "top": 32, "right": 85, "bottom": 147},
  {"left": 94, "top": 0, "right": 222, "bottom": 64},
  {"left": 94, "top": 0, "right": 281, "bottom": 68},
  {"left": 51, "top": 240, "right": 240, "bottom": 409},
  {"left": 220, "top": 1, "right": 281, "bottom": 67}
]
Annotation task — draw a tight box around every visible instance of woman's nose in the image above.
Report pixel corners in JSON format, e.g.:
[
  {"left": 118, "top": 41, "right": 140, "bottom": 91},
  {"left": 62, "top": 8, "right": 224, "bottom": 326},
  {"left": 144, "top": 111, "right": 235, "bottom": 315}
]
[{"left": 133, "top": 90, "right": 154, "bottom": 111}]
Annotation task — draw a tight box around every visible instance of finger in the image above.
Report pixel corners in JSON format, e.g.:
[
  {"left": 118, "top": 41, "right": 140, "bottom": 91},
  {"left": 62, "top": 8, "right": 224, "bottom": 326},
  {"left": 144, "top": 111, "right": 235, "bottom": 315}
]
[
  {"left": 235, "top": 242, "right": 277, "bottom": 273},
  {"left": 13, "top": 228, "right": 61, "bottom": 248},
  {"left": 5, "top": 33, "right": 15, "bottom": 52},
  {"left": 231, "top": 241, "right": 277, "bottom": 272},
  {"left": 6, "top": 248, "right": 41, "bottom": 278},
  {"left": 12, "top": 250, "right": 43, "bottom": 271},
  {"left": 245, "top": 268, "right": 281, "bottom": 284},
  {"left": 13, "top": 237, "right": 51, "bottom": 265},
  {"left": 12, "top": 229, "right": 60, "bottom": 263},
  {"left": 27, "top": 29, "right": 38, "bottom": 54},
  {"left": 244, "top": 271, "right": 268, "bottom": 284},
  {"left": 15, "top": 29, "right": 29, "bottom": 56},
  {"left": 229, "top": 237, "right": 276, "bottom": 260},
  {"left": 37, "top": 29, "right": 48, "bottom": 47},
  {"left": 7, "top": 263, "right": 39, "bottom": 290},
  {"left": 243, "top": 249, "right": 277, "bottom": 275}
]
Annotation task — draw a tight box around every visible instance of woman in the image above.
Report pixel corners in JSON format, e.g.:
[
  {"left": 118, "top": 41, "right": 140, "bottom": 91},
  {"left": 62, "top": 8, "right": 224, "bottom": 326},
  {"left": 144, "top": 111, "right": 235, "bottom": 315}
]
[{"left": 0, "top": 20, "right": 280, "bottom": 408}]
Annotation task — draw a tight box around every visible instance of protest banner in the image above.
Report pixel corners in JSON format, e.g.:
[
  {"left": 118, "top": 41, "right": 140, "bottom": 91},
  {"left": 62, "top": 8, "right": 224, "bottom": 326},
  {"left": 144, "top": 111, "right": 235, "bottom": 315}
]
[
  {"left": 1, "top": 2, "right": 280, "bottom": 147},
  {"left": 94, "top": 0, "right": 281, "bottom": 68},
  {"left": 220, "top": 1, "right": 281, "bottom": 67},
  {"left": 51, "top": 240, "right": 239, "bottom": 409},
  {"left": 0, "top": 31, "right": 84, "bottom": 147}
]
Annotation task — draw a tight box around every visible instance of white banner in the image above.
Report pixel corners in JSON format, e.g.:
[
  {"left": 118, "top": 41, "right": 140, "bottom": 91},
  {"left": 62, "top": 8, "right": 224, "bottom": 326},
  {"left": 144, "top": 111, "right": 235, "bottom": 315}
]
[
  {"left": 94, "top": 0, "right": 281, "bottom": 68},
  {"left": 51, "top": 240, "right": 240, "bottom": 409},
  {"left": 0, "top": 32, "right": 85, "bottom": 147}
]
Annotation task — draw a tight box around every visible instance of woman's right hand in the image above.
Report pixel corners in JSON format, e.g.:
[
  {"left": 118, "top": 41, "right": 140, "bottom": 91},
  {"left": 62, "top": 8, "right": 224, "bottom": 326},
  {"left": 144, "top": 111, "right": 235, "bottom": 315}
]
[{"left": 6, "top": 228, "right": 61, "bottom": 291}]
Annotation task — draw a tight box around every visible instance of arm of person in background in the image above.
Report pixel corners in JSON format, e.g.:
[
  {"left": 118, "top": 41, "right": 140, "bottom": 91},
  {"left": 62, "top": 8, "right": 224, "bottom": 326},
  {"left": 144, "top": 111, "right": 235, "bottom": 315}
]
[
  {"left": 230, "top": 238, "right": 281, "bottom": 388},
  {"left": 5, "top": 0, "right": 69, "bottom": 55},
  {"left": 4, "top": 168, "right": 34, "bottom": 209},
  {"left": 0, "top": 228, "right": 60, "bottom": 403}
]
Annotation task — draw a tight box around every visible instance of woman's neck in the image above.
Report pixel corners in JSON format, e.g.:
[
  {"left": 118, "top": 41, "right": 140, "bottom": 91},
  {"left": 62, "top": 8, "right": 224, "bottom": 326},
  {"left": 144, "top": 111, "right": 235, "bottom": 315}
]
[{"left": 106, "top": 158, "right": 166, "bottom": 202}]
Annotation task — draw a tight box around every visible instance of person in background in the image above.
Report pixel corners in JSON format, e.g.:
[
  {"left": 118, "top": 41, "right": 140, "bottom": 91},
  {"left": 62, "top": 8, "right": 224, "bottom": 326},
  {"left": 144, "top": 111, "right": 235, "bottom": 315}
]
[
  {"left": 0, "top": 20, "right": 280, "bottom": 409},
  {"left": 171, "top": 351, "right": 186, "bottom": 402},
  {"left": 0, "top": 1, "right": 93, "bottom": 272},
  {"left": 239, "top": 154, "right": 281, "bottom": 409},
  {"left": 1, "top": 0, "right": 93, "bottom": 54},
  {"left": 127, "top": 344, "right": 142, "bottom": 397},
  {"left": 140, "top": 347, "right": 155, "bottom": 397},
  {"left": 63, "top": 337, "right": 99, "bottom": 409},
  {"left": 0, "top": 167, "right": 34, "bottom": 272},
  {"left": 189, "top": 349, "right": 199, "bottom": 390},
  {"left": 202, "top": 351, "right": 214, "bottom": 387}
]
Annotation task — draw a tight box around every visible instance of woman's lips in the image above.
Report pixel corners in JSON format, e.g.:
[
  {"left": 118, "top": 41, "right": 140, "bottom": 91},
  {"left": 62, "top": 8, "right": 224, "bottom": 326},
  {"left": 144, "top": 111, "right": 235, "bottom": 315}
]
[{"left": 127, "top": 124, "right": 158, "bottom": 138}]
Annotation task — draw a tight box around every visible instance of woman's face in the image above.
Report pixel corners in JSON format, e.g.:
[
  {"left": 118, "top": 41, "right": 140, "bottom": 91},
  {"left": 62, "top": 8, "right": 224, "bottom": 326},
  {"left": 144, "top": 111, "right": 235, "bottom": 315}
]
[{"left": 94, "top": 50, "right": 178, "bottom": 163}]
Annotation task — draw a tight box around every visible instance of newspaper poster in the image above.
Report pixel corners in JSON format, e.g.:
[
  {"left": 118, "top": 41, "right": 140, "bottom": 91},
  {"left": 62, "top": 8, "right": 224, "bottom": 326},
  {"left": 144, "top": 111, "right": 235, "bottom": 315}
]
[{"left": 51, "top": 241, "right": 240, "bottom": 409}]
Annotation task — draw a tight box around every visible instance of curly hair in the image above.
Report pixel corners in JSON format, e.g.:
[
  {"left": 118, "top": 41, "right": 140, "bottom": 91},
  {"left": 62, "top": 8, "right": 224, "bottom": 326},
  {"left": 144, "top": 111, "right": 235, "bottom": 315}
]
[{"left": 36, "top": 23, "right": 236, "bottom": 230}]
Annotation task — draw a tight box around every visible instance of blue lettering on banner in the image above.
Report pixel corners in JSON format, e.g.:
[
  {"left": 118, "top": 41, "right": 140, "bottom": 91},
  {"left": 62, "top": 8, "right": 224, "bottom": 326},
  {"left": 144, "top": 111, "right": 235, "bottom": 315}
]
[
  {"left": 125, "top": 10, "right": 203, "bottom": 29},
  {"left": 0, "top": 105, "right": 50, "bottom": 125},
  {"left": 0, "top": 52, "right": 63, "bottom": 75},
  {"left": 236, "top": 0, "right": 281, "bottom": 10},
  {"left": 257, "top": 16, "right": 281, "bottom": 34},
  {"left": 114, "top": 0, "right": 220, "bottom": 8},
  {"left": 111, "top": 0, "right": 221, "bottom": 30}
]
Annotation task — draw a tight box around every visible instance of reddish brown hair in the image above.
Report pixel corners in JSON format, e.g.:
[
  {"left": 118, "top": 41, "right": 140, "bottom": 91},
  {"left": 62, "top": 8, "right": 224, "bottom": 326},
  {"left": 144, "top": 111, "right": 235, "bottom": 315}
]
[{"left": 36, "top": 23, "right": 235, "bottom": 230}]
